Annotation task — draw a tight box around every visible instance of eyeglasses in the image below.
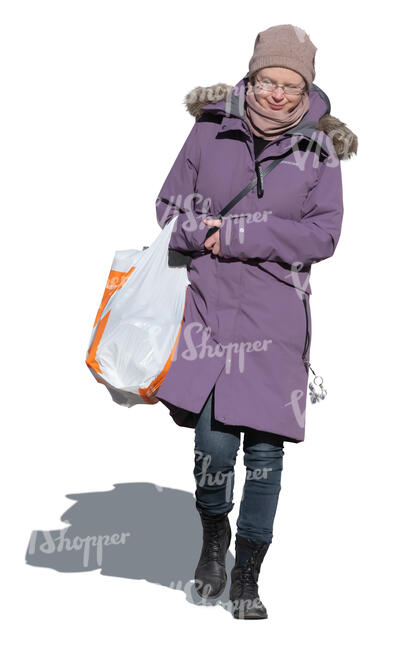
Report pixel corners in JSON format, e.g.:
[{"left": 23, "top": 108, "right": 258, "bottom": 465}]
[{"left": 253, "top": 78, "right": 306, "bottom": 96}]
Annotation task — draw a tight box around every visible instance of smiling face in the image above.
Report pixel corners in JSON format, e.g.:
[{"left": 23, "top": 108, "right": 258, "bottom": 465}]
[{"left": 250, "top": 67, "right": 307, "bottom": 112}]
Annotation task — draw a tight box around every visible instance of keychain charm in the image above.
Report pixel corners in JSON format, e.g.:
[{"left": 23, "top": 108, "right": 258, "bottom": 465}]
[
  {"left": 305, "top": 361, "right": 327, "bottom": 404},
  {"left": 308, "top": 375, "right": 327, "bottom": 403}
]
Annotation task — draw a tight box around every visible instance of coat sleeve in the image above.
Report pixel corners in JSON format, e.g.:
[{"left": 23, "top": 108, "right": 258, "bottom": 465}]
[
  {"left": 155, "top": 121, "right": 212, "bottom": 253},
  {"left": 218, "top": 157, "right": 344, "bottom": 266}
]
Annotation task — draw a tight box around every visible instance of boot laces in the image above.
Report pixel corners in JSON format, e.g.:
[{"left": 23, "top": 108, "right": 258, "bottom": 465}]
[
  {"left": 203, "top": 518, "right": 226, "bottom": 562},
  {"left": 239, "top": 551, "right": 263, "bottom": 601}
]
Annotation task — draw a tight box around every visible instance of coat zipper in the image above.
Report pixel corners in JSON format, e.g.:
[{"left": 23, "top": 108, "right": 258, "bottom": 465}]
[
  {"left": 301, "top": 294, "right": 327, "bottom": 402},
  {"left": 242, "top": 118, "right": 327, "bottom": 402},
  {"left": 255, "top": 161, "right": 265, "bottom": 198},
  {"left": 301, "top": 293, "right": 310, "bottom": 367},
  {"left": 301, "top": 293, "right": 320, "bottom": 378},
  {"left": 244, "top": 122, "right": 312, "bottom": 368}
]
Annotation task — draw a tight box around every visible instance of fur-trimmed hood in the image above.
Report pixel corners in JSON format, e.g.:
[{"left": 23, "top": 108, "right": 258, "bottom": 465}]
[{"left": 183, "top": 80, "right": 358, "bottom": 161}]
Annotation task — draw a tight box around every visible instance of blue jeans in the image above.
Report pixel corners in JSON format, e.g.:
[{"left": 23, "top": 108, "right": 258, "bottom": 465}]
[{"left": 194, "top": 386, "right": 285, "bottom": 544}]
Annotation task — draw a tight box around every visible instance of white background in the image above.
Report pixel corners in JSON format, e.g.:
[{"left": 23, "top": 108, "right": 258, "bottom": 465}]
[{"left": 1, "top": 0, "right": 400, "bottom": 647}]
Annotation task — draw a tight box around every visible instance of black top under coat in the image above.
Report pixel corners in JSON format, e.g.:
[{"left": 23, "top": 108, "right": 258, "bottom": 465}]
[{"left": 253, "top": 133, "right": 271, "bottom": 159}]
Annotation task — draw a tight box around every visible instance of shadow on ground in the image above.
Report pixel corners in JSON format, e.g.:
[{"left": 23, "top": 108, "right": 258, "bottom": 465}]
[{"left": 25, "top": 482, "right": 236, "bottom": 611}]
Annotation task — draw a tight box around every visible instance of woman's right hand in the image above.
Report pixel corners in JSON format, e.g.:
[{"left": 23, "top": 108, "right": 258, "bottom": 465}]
[
  {"left": 203, "top": 218, "right": 225, "bottom": 256},
  {"left": 203, "top": 218, "right": 248, "bottom": 261}
]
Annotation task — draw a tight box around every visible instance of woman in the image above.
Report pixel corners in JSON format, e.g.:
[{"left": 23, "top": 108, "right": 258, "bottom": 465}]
[{"left": 154, "top": 24, "right": 357, "bottom": 619}]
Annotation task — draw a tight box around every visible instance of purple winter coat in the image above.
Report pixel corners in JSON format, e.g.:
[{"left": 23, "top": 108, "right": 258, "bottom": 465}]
[{"left": 154, "top": 73, "right": 357, "bottom": 443}]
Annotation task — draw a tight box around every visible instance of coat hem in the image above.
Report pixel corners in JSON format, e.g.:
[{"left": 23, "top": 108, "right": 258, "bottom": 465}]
[{"left": 157, "top": 394, "right": 304, "bottom": 444}]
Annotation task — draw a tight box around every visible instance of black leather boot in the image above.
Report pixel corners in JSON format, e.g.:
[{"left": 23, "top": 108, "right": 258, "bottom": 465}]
[
  {"left": 194, "top": 507, "right": 232, "bottom": 599},
  {"left": 229, "top": 533, "right": 270, "bottom": 619}
]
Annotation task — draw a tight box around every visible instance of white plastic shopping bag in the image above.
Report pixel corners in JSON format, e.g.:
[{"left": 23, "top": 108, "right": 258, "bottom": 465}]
[{"left": 85, "top": 216, "right": 190, "bottom": 406}]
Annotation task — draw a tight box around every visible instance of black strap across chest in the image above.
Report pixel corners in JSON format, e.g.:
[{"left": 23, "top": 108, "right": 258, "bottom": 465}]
[
  {"left": 207, "top": 145, "right": 296, "bottom": 237},
  {"left": 169, "top": 142, "right": 300, "bottom": 266}
]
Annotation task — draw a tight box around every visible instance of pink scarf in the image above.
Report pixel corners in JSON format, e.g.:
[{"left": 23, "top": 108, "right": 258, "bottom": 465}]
[{"left": 244, "top": 80, "right": 310, "bottom": 141}]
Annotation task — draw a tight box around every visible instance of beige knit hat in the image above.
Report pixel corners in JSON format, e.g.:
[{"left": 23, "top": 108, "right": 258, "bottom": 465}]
[{"left": 248, "top": 24, "right": 317, "bottom": 90}]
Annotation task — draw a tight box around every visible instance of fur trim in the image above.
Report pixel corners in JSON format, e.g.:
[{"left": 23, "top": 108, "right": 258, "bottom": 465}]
[
  {"left": 184, "top": 83, "right": 234, "bottom": 119},
  {"left": 317, "top": 113, "right": 358, "bottom": 160},
  {"left": 184, "top": 83, "right": 358, "bottom": 160}
]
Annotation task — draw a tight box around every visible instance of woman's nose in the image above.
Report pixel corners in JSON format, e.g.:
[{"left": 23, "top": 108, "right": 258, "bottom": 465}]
[{"left": 271, "top": 87, "right": 285, "bottom": 100}]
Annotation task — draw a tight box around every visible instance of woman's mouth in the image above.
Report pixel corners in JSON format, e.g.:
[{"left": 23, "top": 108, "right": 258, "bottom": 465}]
[{"left": 268, "top": 101, "right": 286, "bottom": 110}]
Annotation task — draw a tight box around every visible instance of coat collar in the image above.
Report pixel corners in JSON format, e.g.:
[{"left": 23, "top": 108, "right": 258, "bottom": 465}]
[{"left": 184, "top": 73, "right": 358, "bottom": 161}]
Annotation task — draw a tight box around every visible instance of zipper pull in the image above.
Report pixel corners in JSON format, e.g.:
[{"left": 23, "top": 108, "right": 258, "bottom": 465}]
[
  {"left": 305, "top": 361, "right": 327, "bottom": 404},
  {"left": 255, "top": 161, "right": 264, "bottom": 198}
]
